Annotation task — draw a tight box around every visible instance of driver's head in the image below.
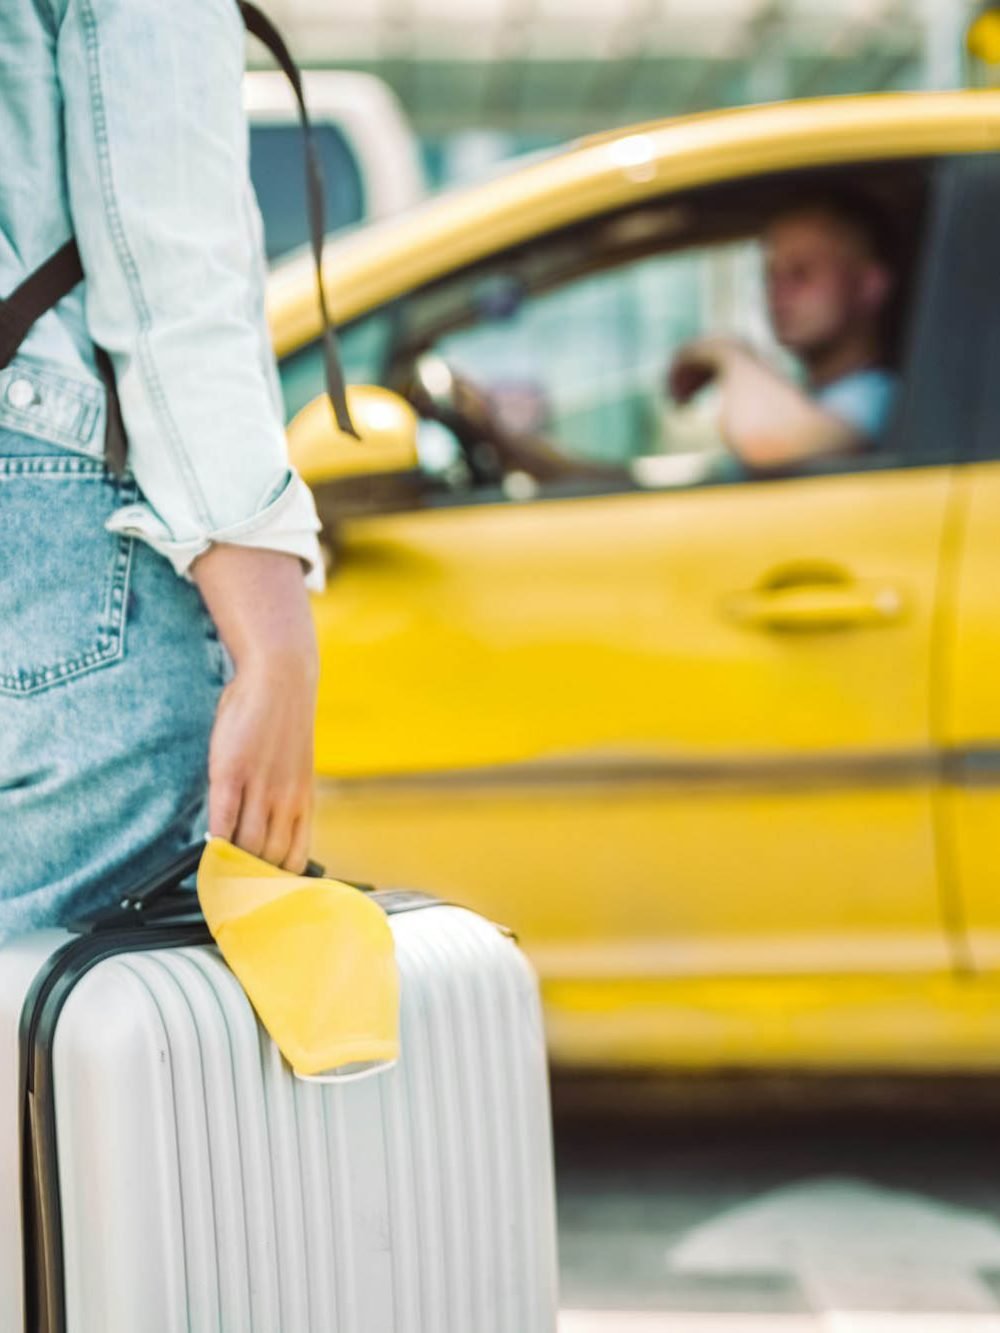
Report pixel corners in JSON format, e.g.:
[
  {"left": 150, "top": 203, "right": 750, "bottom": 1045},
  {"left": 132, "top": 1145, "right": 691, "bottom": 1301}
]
[{"left": 763, "top": 192, "right": 895, "bottom": 365}]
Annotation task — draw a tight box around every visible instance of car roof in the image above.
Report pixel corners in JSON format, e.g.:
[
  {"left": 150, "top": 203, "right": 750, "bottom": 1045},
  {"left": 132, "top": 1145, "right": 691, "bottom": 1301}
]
[{"left": 268, "top": 89, "right": 1000, "bottom": 357}]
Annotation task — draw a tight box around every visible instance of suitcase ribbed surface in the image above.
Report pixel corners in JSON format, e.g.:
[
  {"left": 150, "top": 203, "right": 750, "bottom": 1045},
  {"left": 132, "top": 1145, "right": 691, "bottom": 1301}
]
[{"left": 50, "top": 906, "right": 558, "bottom": 1333}]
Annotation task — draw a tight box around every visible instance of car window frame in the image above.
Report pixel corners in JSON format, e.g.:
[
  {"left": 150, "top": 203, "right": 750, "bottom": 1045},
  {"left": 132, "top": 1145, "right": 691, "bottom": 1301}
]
[
  {"left": 286, "top": 152, "right": 995, "bottom": 511},
  {"left": 400, "top": 157, "right": 957, "bottom": 505},
  {"left": 903, "top": 153, "right": 1000, "bottom": 469}
]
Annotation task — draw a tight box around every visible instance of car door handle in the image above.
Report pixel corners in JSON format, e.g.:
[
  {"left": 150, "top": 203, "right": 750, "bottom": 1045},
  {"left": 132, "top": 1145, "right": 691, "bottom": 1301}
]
[{"left": 724, "top": 581, "right": 906, "bottom": 632}]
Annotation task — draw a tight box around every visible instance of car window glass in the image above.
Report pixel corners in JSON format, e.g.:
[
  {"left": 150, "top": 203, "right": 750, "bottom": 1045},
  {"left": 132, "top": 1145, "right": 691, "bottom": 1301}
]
[
  {"left": 419, "top": 240, "right": 786, "bottom": 477},
  {"left": 277, "top": 158, "right": 937, "bottom": 504}
]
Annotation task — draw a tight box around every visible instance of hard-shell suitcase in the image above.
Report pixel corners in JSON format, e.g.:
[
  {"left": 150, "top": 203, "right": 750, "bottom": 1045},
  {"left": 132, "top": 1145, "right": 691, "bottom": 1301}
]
[{"left": 0, "top": 856, "right": 558, "bottom": 1333}]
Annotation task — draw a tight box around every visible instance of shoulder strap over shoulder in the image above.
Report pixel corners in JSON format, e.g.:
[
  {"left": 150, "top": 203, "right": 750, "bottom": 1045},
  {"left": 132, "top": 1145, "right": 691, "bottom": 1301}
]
[{"left": 0, "top": 242, "right": 128, "bottom": 472}]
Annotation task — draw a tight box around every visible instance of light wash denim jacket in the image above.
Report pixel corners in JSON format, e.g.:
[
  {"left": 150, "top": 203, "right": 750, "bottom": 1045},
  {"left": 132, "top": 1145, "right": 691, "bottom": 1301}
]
[{"left": 0, "top": 0, "right": 325, "bottom": 591}]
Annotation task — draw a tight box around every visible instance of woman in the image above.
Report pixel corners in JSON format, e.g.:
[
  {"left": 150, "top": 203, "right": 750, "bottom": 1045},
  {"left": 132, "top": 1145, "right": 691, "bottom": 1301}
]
[{"left": 0, "top": 0, "right": 321, "bottom": 937}]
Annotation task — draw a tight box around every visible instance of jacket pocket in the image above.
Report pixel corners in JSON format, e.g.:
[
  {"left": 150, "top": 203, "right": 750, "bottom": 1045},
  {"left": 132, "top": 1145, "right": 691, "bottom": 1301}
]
[{"left": 0, "top": 452, "right": 136, "bottom": 697}]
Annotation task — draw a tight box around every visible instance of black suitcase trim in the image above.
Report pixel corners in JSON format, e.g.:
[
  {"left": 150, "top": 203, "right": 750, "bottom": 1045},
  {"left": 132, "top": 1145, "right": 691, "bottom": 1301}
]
[{"left": 19, "top": 922, "right": 213, "bottom": 1333}]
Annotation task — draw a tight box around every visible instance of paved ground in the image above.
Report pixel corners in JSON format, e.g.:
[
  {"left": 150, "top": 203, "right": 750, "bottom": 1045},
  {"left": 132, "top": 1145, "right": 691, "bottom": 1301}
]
[{"left": 553, "top": 1078, "right": 1000, "bottom": 1332}]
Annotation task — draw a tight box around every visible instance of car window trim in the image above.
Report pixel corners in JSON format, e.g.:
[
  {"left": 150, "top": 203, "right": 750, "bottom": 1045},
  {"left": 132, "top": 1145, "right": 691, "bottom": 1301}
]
[
  {"left": 392, "top": 158, "right": 947, "bottom": 498},
  {"left": 290, "top": 153, "right": 996, "bottom": 506},
  {"left": 889, "top": 152, "right": 1000, "bottom": 470}
]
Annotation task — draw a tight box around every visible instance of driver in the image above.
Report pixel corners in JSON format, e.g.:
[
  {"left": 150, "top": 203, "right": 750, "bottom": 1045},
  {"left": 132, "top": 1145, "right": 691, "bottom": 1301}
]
[{"left": 668, "top": 190, "right": 899, "bottom": 469}]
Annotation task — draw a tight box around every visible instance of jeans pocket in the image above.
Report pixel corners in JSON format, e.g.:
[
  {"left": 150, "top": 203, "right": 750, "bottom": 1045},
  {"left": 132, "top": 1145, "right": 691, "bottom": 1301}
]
[{"left": 0, "top": 452, "right": 136, "bottom": 697}]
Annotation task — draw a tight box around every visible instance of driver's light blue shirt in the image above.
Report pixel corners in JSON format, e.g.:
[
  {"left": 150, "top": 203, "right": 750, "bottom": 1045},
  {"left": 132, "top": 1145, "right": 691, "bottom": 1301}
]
[
  {"left": 814, "top": 368, "right": 898, "bottom": 442},
  {"left": 0, "top": 0, "right": 324, "bottom": 590}
]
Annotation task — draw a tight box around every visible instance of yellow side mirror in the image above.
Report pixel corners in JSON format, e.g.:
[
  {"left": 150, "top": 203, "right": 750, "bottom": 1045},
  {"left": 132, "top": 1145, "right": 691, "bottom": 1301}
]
[
  {"left": 288, "top": 385, "right": 420, "bottom": 488},
  {"left": 288, "top": 386, "right": 423, "bottom": 521}
]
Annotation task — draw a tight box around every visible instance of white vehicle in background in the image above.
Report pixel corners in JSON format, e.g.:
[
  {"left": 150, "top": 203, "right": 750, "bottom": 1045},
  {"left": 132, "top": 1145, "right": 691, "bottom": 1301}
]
[{"left": 244, "top": 70, "right": 426, "bottom": 261}]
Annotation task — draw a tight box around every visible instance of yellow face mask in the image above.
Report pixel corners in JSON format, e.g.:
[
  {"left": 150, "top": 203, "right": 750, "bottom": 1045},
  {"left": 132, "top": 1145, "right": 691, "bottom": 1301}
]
[{"left": 196, "top": 838, "right": 399, "bottom": 1082}]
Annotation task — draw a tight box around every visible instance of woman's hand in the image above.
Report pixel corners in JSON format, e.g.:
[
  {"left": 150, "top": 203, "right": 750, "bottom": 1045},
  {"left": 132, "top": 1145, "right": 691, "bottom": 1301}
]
[{"left": 191, "top": 544, "right": 320, "bottom": 873}]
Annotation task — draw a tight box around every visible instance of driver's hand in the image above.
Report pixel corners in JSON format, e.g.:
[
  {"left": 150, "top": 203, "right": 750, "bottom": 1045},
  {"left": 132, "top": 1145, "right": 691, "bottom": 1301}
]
[
  {"left": 452, "top": 377, "right": 495, "bottom": 431},
  {"left": 668, "top": 351, "right": 719, "bottom": 405},
  {"left": 668, "top": 336, "right": 751, "bottom": 405}
]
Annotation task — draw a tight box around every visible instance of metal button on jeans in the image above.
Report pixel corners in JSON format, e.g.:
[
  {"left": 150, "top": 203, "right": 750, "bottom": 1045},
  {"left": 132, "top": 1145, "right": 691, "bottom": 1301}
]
[{"left": 7, "top": 378, "right": 38, "bottom": 410}]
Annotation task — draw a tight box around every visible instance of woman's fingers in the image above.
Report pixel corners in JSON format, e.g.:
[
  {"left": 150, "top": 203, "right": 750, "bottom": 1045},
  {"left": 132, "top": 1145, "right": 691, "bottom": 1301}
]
[
  {"left": 283, "top": 813, "right": 312, "bottom": 876},
  {"left": 208, "top": 774, "right": 243, "bottom": 843},
  {"left": 207, "top": 719, "right": 245, "bottom": 842},
  {"left": 206, "top": 669, "right": 316, "bottom": 869},
  {"left": 232, "top": 792, "right": 269, "bottom": 860},
  {"left": 259, "top": 793, "right": 300, "bottom": 871}
]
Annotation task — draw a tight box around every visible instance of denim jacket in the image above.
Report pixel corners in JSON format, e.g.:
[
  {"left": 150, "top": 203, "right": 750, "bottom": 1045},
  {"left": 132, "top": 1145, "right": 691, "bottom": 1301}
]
[{"left": 0, "top": 0, "right": 324, "bottom": 590}]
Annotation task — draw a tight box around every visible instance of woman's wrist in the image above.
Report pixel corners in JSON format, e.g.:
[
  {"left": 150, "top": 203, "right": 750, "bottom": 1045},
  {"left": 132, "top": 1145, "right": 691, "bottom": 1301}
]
[{"left": 191, "top": 543, "right": 319, "bottom": 676}]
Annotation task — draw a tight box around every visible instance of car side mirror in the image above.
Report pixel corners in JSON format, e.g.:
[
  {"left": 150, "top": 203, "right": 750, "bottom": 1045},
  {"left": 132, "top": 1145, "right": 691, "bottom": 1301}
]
[{"left": 287, "top": 385, "right": 423, "bottom": 519}]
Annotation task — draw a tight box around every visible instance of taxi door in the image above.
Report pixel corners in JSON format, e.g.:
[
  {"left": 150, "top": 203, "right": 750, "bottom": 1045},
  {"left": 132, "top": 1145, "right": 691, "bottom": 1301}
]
[
  {"left": 311, "top": 460, "right": 952, "bottom": 1066},
  {"left": 307, "top": 161, "right": 972, "bottom": 1069}
]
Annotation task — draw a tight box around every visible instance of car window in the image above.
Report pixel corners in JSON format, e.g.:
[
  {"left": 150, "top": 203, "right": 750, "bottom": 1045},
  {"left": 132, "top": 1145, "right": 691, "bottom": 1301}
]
[
  {"left": 425, "top": 241, "right": 781, "bottom": 474},
  {"left": 278, "top": 158, "right": 939, "bottom": 502},
  {"left": 383, "top": 163, "right": 935, "bottom": 498}
]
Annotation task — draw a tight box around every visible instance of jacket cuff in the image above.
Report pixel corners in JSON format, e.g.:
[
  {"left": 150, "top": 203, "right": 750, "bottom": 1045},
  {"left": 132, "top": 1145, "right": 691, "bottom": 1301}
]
[{"left": 105, "top": 468, "right": 327, "bottom": 593}]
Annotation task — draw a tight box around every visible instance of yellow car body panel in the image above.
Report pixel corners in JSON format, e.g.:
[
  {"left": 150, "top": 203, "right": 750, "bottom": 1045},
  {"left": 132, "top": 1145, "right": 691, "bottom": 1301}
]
[
  {"left": 306, "top": 468, "right": 955, "bottom": 1069},
  {"left": 270, "top": 91, "right": 1000, "bottom": 1070},
  {"left": 310, "top": 471, "right": 948, "bottom": 775}
]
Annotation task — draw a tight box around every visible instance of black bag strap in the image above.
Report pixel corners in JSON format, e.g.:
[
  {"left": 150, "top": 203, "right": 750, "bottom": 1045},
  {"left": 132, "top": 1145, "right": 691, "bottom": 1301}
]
[
  {"left": 0, "top": 240, "right": 82, "bottom": 369},
  {"left": 240, "top": 1, "right": 359, "bottom": 440},
  {"left": 0, "top": 240, "right": 129, "bottom": 473},
  {"left": 93, "top": 346, "right": 128, "bottom": 475}
]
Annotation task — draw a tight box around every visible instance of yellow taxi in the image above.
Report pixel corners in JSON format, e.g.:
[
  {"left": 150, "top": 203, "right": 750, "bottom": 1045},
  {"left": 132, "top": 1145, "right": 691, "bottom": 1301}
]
[{"left": 267, "top": 90, "right": 1000, "bottom": 1073}]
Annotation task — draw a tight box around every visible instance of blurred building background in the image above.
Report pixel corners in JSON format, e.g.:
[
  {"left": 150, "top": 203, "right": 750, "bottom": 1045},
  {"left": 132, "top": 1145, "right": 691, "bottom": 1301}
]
[{"left": 255, "top": 0, "right": 979, "bottom": 186}]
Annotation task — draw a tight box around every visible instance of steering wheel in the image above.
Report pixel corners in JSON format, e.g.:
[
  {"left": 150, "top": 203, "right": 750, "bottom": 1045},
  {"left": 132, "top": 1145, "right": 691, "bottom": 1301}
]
[
  {"left": 407, "top": 352, "right": 632, "bottom": 487},
  {"left": 408, "top": 353, "right": 508, "bottom": 485}
]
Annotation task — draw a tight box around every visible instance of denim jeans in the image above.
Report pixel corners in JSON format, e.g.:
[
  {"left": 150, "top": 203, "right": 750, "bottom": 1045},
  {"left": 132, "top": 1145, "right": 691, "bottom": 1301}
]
[{"left": 0, "top": 429, "right": 230, "bottom": 940}]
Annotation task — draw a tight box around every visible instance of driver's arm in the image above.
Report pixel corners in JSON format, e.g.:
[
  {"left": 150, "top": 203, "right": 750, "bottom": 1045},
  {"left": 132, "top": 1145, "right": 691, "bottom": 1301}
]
[
  {"left": 669, "top": 337, "right": 864, "bottom": 469},
  {"left": 426, "top": 363, "right": 629, "bottom": 484},
  {"left": 492, "top": 429, "right": 629, "bottom": 484}
]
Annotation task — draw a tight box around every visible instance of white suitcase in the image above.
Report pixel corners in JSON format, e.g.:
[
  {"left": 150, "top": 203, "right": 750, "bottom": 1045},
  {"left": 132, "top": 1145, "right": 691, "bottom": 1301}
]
[{"left": 0, "top": 850, "right": 559, "bottom": 1333}]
